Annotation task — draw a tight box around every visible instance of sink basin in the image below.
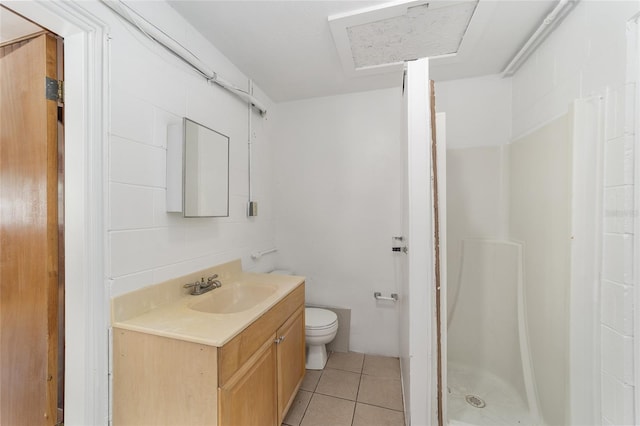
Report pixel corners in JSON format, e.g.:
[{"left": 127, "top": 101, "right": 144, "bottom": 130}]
[{"left": 188, "top": 282, "right": 277, "bottom": 314}]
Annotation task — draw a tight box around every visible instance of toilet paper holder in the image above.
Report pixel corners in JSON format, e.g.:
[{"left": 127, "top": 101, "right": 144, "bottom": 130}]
[{"left": 374, "top": 292, "right": 398, "bottom": 302}]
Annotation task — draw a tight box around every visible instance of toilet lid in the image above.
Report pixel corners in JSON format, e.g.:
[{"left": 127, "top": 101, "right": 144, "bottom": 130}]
[{"left": 305, "top": 308, "right": 338, "bottom": 328}]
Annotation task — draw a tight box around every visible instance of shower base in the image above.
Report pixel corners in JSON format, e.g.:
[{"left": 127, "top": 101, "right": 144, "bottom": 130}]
[{"left": 447, "top": 362, "right": 539, "bottom": 426}]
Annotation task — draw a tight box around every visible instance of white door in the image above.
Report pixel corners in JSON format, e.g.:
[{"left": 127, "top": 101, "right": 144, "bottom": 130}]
[{"left": 399, "top": 58, "right": 447, "bottom": 425}]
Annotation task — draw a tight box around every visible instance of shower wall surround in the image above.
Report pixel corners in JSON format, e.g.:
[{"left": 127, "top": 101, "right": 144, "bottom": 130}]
[
  {"left": 510, "top": 2, "right": 639, "bottom": 424},
  {"left": 80, "top": 1, "right": 278, "bottom": 297},
  {"left": 442, "top": 2, "right": 639, "bottom": 423},
  {"left": 438, "top": 75, "right": 512, "bottom": 319},
  {"left": 445, "top": 146, "right": 507, "bottom": 319},
  {"left": 508, "top": 115, "right": 572, "bottom": 426},
  {"left": 445, "top": 116, "right": 572, "bottom": 425}
]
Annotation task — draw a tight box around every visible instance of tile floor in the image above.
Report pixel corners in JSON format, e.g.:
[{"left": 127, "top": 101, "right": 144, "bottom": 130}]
[{"left": 283, "top": 352, "right": 405, "bottom": 426}]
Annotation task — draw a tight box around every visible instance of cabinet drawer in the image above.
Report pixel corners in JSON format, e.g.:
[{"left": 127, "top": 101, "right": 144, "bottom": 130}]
[{"left": 218, "top": 283, "right": 304, "bottom": 386}]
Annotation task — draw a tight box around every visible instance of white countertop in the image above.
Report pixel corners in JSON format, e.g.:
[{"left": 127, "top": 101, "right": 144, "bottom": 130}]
[{"left": 111, "top": 260, "right": 304, "bottom": 347}]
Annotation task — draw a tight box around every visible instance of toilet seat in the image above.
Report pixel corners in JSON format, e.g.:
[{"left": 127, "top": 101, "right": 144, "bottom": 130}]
[{"left": 305, "top": 308, "right": 338, "bottom": 330}]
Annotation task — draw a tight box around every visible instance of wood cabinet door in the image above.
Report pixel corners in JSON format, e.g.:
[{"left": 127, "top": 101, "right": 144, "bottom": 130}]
[
  {"left": 276, "top": 306, "right": 305, "bottom": 423},
  {"left": 113, "top": 329, "right": 218, "bottom": 425},
  {"left": 219, "top": 337, "right": 278, "bottom": 426},
  {"left": 0, "top": 32, "right": 61, "bottom": 425}
]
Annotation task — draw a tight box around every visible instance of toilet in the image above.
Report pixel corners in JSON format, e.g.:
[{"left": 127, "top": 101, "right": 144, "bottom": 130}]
[
  {"left": 305, "top": 307, "right": 338, "bottom": 370},
  {"left": 269, "top": 269, "right": 339, "bottom": 370}
]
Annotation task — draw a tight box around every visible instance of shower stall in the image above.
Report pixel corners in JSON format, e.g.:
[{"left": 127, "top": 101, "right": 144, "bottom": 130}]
[
  {"left": 448, "top": 239, "right": 539, "bottom": 425},
  {"left": 445, "top": 98, "right": 603, "bottom": 426}
]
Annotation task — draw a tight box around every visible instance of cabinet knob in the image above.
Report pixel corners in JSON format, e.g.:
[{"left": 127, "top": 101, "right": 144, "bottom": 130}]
[{"left": 274, "top": 335, "right": 286, "bottom": 344}]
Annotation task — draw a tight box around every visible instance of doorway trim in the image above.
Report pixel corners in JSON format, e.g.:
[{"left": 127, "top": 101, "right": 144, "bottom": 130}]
[
  {"left": 630, "top": 11, "right": 640, "bottom": 426},
  {"left": 401, "top": 58, "right": 436, "bottom": 426},
  {"left": 0, "top": 1, "right": 109, "bottom": 423}
]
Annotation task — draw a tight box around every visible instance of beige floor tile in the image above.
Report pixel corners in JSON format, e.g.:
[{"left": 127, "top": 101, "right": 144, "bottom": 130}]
[
  {"left": 357, "top": 375, "right": 403, "bottom": 411},
  {"left": 300, "top": 369, "right": 322, "bottom": 392},
  {"left": 315, "top": 368, "right": 361, "bottom": 401},
  {"left": 283, "top": 390, "right": 313, "bottom": 426},
  {"left": 300, "top": 393, "right": 355, "bottom": 426},
  {"left": 352, "top": 403, "right": 405, "bottom": 426},
  {"left": 326, "top": 351, "right": 365, "bottom": 373},
  {"left": 362, "top": 355, "right": 401, "bottom": 379}
]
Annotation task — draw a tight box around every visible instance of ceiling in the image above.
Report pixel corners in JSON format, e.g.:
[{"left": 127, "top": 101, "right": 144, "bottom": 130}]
[
  {"left": 0, "top": 6, "right": 44, "bottom": 44},
  {"left": 168, "top": 0, "right": 557, "bottom": 102},
  {"left": 1, "top": 2, "right": 559, "bottom": 103}
]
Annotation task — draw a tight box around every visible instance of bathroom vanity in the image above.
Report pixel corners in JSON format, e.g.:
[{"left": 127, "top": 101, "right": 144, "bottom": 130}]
[{"left": 111, "top": 260, "right": 305, "bottom": 425}]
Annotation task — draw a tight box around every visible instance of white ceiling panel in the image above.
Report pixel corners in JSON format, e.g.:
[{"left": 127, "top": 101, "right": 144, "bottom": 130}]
[
  {"left": 165, "top": 1, "right": 557, "bottom": 102},
  {"left": 329, "top": 1, "right": 479, "bottom": 77}
]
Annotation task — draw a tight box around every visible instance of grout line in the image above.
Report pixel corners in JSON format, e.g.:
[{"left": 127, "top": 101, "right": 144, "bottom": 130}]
[
  {"left": 312, "top": 391, "right": 359, "bottom": 403},
  {"left": 355, "top": 372, "right": 363, "bottom": 404},
  {"left": 350, "top": 392, "right": 357, "bottom": 425},
  {"left": 315, "top": 369, "right": 323, "bottom": 392},
  {"left": 352, "top": 373, "right": 363, "bottom": 426},
  {"left": 354, "top": 400, "right": 405, "bottom": 413},
  {"left": 360, "top": 372, "right": 403, "bottom": 379},
  {"left": 294, "top": 391, "right": 313, "bottom": 426}
]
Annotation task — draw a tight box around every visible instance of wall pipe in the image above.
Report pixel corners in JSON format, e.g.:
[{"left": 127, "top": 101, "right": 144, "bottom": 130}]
[
  {"left": 100, "top": 0, "right": 267, "bottom": 116},
  {"left": 502, "top": 0, "right": 579, "bottom": 77},
  {"left": 247, "top": 80, "right": 257, "bottom": 216}
]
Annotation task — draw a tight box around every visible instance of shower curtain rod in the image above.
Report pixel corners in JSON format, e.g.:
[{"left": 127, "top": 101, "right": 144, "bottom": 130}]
[
  {"left": 502, "top": 0, "right": 579, "bottom": 77},
  {"left": 101, "top": 0, "right": 268, "bottom": 116}
]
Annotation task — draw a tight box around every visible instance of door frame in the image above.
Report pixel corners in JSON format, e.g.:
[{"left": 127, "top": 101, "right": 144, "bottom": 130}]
[
  {"left": 402, "top": 58, "right": 436, "bottom": 426},
  {"left": 434, "top": 111, "right": 447, "bottom": 425},
  {"left": 631, "top": 10, "right": 640, "bottom": 426},
  {"left": 0, "top": 1, "right": 109, "bottom": 423}
]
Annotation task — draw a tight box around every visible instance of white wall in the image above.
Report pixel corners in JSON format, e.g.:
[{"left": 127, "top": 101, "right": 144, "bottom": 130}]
[
  {"left": 435, "top": 74, "right": 511, "bottom": 324},
  {"left": 435, "top": 74, "right": 512, "bottom": 149},
  {"left": 445, "top": 146, "right": 507, "bottom": 318},
  {"left": 79, "top": 1, "right": 279, "bottom": 298},
  {"left": 510, "top": 2, "right": 640, "bottom": 424},
  {"left": 272, "top": 88, "right": 403, "bottom": 356}
]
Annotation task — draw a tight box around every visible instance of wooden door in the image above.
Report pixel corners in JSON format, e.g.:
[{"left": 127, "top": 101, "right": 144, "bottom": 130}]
[
  {"left": 218, "top": 337, "right": 278, "bottom": 426},
  {"left": 276, "top": 306, "right": 305, "bottom": 424},
  {"left": 0, "top": 32, "right": 62, "bottom": 425}
]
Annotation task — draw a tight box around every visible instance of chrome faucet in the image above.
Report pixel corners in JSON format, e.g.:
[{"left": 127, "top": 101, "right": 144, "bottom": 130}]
[
  {"left": 207, "top": 274, "right": 222, "bottom": 289},
  {"left": 183, "top": 274, "right": 222, "bottom": 295}
]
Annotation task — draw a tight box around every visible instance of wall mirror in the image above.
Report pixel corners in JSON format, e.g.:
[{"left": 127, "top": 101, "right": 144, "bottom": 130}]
[
  {"left": 167, "top": 118, "right": 229, "bottom": 217},
  {"left": 183, "top": 118, "right": 229, "bottom": 217}
]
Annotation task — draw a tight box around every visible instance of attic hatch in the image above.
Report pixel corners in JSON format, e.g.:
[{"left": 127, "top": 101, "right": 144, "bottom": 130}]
[{"left": 329, "top": 0, "right": 478, "bottom": 77}]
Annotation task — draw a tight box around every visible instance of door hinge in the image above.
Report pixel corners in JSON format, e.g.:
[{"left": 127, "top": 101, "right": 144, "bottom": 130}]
[{"left": 45, "top": 77, "right": 64, "bottom": 103}]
